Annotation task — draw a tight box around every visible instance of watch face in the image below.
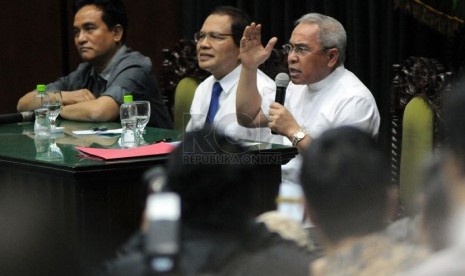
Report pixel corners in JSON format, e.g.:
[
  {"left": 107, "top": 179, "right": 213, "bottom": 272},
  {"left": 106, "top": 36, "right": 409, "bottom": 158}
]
[{"left": 296, "top": 131, "right": 305, "bottom": 139}]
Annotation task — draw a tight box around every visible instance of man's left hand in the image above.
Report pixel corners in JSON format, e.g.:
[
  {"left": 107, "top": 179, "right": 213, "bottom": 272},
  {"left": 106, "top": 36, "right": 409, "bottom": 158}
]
[{"left": 268, "top": 102, "right": 300, "bottom": 138}]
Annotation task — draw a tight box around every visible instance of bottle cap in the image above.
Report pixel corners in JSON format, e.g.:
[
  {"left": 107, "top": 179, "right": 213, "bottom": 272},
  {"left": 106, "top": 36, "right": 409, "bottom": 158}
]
[
  {"left": 36, "top": 84, "right": 46, "bottom": 93},
  {"left": 123, "top": 94, "right": 133, "bottom": 103}
]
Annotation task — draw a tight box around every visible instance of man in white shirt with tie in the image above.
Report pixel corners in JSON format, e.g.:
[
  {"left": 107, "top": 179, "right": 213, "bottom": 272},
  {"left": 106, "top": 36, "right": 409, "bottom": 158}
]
[{"left": 186, "top": 6, "right": 280, "bottom": 143}]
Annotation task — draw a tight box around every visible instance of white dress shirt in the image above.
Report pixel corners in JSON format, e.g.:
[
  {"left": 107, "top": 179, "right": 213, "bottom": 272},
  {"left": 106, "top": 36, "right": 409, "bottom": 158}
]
[
  {"left": 186, "top": 65, "right": 282, "bottom": 143},
  {"left": 262, "top": 66, "right": 381, "bottom": 222}
]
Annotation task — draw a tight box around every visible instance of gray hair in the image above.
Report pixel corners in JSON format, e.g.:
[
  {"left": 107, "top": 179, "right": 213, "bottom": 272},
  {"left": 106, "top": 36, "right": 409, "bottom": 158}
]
[{"left": 295, "top": 13, "right": 347, "bottom": 66}]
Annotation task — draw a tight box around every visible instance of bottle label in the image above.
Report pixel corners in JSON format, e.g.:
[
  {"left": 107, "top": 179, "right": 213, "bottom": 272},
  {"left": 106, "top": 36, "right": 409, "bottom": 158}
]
[
  {"left": 34, "top": 108, "right": 51, "bottom": 136},
  {"left": 120, "top": 103, "right": 139, "bottom": 148}
]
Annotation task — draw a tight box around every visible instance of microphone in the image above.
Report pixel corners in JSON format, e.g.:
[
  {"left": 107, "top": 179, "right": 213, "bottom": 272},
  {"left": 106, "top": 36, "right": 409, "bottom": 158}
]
[
  {"left": 272, "top": 72, "right": 290, "bottom": 134},
  {"left": 144, "top": 167, "right": 180, "bottom": 274},
  {"left": 145, "top": 192, "right": 181, "bottom": 274},
  {"left": 0, "top": 111, "right": 35, "bottom": 124}
]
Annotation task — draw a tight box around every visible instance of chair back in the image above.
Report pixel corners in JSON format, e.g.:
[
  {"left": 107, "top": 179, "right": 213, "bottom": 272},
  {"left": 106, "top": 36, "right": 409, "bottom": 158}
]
[
  {"left": 158, "top": 40, "right": 209, "bottom": 121},
  {"left": 173, "top": 77, "right": 199, "bottom": 130},
  {"left": 390, "top": 56, "right": 451, "bottom": 215}
]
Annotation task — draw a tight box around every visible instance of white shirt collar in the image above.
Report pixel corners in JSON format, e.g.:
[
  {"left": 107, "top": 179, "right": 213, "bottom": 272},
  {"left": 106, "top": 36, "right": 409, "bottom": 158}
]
[
  {"left": 214, "top": 64, "right": 242, "bottom": 95},
  {"left": 307, "top": 65, "right": 345, "bottom": 92}
]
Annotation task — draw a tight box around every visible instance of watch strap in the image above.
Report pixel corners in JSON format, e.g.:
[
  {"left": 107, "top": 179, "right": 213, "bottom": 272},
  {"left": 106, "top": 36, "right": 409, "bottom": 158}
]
[{"left": 292, "top": 129, "right": 308, "bottom": 147}]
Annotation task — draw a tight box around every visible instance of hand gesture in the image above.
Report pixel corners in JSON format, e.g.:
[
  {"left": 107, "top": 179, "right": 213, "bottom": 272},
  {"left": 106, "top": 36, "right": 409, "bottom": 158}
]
[
  {"left": 239, "top": 22, "right": 278, "bottom": 69},
  {"left": 268, "top": 102, "right": 300, "bottom": 137}
]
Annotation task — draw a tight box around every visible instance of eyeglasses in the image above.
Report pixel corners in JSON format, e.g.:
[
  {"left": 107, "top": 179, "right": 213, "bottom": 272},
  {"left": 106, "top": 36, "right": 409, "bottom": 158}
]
[
  {"left": 194, "top": 31, "right": 234, "bottom": 43},
  {"left": 282, "top": 43, "right": 331, "bottom": 56}
]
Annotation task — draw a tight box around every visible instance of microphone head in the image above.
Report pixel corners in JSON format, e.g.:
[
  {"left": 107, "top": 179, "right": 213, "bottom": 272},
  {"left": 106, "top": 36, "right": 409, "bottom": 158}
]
[
  {"left": 21, "top": 111, "right": 35, "bottom": 122},
  {"left": 275, "top": 72, "right": 290, "bottom": 87}
]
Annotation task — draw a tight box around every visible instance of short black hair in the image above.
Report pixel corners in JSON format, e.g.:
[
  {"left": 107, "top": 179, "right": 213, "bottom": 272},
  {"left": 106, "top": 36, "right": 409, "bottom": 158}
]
[
  {"left": 73, "top": 0, "right": 128, "bottom": 43},
  {"left": 164, "top": 126, "right": 256, "bottom": 233},
  {"left": 300, "top": 126, "right": 391, "bottom": 243},
  {"left": 210, "top": 6, "right": 251, "bottom": 47}
]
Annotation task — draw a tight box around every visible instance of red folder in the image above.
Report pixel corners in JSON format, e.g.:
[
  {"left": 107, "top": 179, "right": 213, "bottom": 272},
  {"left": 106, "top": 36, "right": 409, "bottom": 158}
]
[{"left": 76, "top": 142, "right": 176, "bottom": 160}]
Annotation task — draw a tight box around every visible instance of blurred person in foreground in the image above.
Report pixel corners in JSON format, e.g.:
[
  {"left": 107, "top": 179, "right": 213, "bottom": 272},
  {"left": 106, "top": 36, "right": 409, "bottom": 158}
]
[
  {"left": 17, "top": 0, "right": 172, "bottom": 128},
  {"left": 384, "top": 153, "right": 451, "bottom": 253},
  {"left": 300, "top": 126, "right": 429, "bottom": 276},
  {"left": 257, "top": 210, "right": 320, "bottom": 254},
  {"left": 186, "top": 6, "right": 280, "bottom": 143},
  {"left": 0, "top": 188, "right": 83, "bottom": 276},
  {"left": 236, "top": 13, "right": 380, "bottom": 221},
  {"left": 404, "top": 80, "right": 465, "bottom": 275},
  {"left": 99, "top": 126, "right": 316, "bottom": 276}
]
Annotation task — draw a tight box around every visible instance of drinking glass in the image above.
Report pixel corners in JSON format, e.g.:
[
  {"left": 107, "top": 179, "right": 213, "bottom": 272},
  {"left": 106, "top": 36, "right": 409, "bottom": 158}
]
[
  {"left": 46, "top": 90, "right": 63, "bottom": 128},
  {"left": 134, "top": 101, "right": 151, "bottom": 144},
  {"left": 47, "top": 136, "right": 64, "bottom": 162}
]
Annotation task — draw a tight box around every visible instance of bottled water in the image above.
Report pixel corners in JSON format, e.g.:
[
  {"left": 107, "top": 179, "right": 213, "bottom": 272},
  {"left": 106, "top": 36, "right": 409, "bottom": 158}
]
[
  {"left": 34, "top": 107, "right": 51, "bottom": 136},
  {"left": 121, "top": 117, "right": 138, "bottom": 147},
  {"left": 33, "top": 84, "right": 51, "bottom": 136},
  {"left": 120, "top": 95, "right": 139, "bottom": 148}
]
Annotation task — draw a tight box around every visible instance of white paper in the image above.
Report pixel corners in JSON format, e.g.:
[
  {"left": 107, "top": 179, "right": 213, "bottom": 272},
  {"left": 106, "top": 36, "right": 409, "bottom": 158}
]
[{"left": 72, "top": 128, "right": 123, "bottom": 135}]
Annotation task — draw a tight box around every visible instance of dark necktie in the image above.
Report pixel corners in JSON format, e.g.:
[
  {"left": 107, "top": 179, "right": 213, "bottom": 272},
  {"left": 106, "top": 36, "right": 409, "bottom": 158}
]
[{"left": 206, "top": 82, "right": 222, "bottom": 124}]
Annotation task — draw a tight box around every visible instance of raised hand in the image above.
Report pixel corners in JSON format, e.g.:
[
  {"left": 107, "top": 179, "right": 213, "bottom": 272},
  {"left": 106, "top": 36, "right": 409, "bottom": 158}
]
[{"left": 239, "top": 22, "right": 278, "bottom": 69}]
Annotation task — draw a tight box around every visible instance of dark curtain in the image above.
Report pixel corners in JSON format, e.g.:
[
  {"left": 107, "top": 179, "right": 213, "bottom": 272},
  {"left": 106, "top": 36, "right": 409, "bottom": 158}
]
[{"left": 181, "top": 0, "right": 453, "bottom": 153}]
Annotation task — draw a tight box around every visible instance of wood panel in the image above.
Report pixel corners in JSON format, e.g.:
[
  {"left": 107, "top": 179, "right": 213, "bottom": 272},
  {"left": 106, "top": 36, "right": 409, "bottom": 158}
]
[
  {"left": 0, "top": 0, "right": 64, "bottom": 114},
  {"left": 125, "top": 1, "right": 182, "bottom": 77}
]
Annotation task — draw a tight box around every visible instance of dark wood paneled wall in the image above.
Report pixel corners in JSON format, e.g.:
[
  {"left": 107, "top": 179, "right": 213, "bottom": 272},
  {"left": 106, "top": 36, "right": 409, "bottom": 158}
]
[
  {"left": 0, "top": 0, "right": 64, "bottom": 114},
  {"left": 0, "top": 0, "right": 182, "bottom": 114}
]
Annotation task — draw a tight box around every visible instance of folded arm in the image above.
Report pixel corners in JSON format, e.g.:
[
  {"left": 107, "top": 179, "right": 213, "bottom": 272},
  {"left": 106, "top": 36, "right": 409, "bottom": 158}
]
[
  {"left": 17, "top": 87, "right": 118, "bottom": 121},
  {"left": 61, "top": 89, "right": 96, "bottom": 105},
  {"left": 17, "top": 91, "right": 39, "bottom": 112},
  {"left": 60, "top": 95, "right": 119, "bottom": 122},
  {"left": 17, "top": 88, "right": 96, "bottom": 112}
]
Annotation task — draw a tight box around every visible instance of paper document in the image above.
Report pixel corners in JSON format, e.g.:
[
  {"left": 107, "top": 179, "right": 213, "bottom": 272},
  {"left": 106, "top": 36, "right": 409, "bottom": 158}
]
[{"left": 72, "top": 128, "right": 123, "bottom": 135}]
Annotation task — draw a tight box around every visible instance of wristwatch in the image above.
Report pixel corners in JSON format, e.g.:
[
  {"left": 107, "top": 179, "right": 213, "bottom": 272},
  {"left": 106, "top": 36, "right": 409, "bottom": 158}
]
[{"left": 292, "top": 129, "right": 308, "bottom": 147}]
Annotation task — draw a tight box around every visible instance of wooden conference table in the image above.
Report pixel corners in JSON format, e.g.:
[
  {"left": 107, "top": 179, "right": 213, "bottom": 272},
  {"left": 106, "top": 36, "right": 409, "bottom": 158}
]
[{"left": 0, "top": 119, "right": 297, "bottom": 267}]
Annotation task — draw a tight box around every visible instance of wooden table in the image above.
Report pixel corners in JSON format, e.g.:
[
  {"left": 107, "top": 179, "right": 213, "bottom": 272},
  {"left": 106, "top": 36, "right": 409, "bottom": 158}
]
[{"left": 0, "top": 120, "right": 297, "bottom": 268}]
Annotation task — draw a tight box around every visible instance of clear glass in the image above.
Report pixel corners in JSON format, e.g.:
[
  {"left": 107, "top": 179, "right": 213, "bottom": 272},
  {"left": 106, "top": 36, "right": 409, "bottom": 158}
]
[
  {"left": 34, "top": 133, "right": 64, "bottom": 162},
  {"left": 47, "top": 135, "right": 64, "bottom": 162},
  {"left": 134, "top": 101, "right": 151, "bottom": 145},
  {"left": 45, "top": 90, "right": 62, "bottom": 128}
]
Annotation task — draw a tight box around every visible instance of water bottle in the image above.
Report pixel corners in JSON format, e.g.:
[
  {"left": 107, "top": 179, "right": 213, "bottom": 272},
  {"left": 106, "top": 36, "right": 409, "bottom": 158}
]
[
  {"left": 120, "top": 94, "right": 139, "bottom": 148},
  {"left": 34, "top": 84, "right": 51, "bottom": 136}
]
